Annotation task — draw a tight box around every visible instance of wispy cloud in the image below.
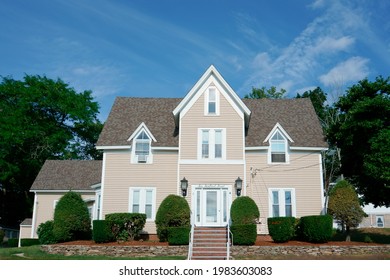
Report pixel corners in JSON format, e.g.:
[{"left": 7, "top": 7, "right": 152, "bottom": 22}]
[{"left": 319, "top": 56, "right": 369, "bottom": 86}]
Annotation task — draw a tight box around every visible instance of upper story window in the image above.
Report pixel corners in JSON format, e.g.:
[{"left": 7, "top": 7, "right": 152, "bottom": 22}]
[
  {"left": 199, "top": 128, "right": 225, "bottom": 160},
  {"left": 205, "top": 87, "right": 219, "bottom": 115},
  {"left": 134, "top": 131, "right": 151, "bottom": 163},
  {"left": 270, "top": 131, "right": 288, "bottom": 163}
]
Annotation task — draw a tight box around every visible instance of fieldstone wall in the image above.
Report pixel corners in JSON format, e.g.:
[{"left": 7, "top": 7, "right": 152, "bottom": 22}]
[{"left": 41, "top": 244, "right": 390, "bottom": 258}]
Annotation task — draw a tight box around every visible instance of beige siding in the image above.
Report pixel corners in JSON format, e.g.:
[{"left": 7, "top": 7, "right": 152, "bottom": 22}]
[
  {"left": 180, "top": 87, "right": 244, "bottom": 160},
  {"left": 19, "top": 226, "right": 32, "bottom": 239},
  {"left": 31, "top": 192, "right": 95, "bottom": 238},
  {"left": 245, "top": 150, "right": 323, "bottom": 233},
  {"left": 360, "top": 214, "right": 390, "bottom": 228},
  {"left": 102, "top": 150, "right": 178, "bottom": 234}
]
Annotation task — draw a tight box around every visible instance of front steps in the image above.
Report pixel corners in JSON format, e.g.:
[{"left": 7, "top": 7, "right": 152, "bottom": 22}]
[{"left": 190, "top": 227, "right": 230, "bottom": 260}]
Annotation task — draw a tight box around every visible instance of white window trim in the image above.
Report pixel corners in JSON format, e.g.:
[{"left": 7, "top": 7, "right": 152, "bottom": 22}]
[
  {"left": 268, "top": 188, "right": 296, "bottom": 217},
  {"left": 267, "top": 130, "right": 290, "bottom": 164},
  {"left": 198, "top": 128, "right": 226, "bottom": 161},
  {"left": 204, "top": 86, "right": 220, "bottom": 116},
  {"left": 131, "top": 129, "right": 154, "bottom": 164},
  {"left": 376, "top": 215, "right": 384, "bottom": 228},
  {"left": 128, "top": 187, "right": 156, "bottom": 221}
]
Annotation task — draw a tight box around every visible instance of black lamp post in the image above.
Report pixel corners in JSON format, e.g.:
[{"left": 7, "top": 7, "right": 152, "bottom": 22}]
[
  {"left": 181, "top": 177, "right": 188, "bottom": 197},
  {"left": 235, "top": 177, "right": 243, "bottom": 196}
]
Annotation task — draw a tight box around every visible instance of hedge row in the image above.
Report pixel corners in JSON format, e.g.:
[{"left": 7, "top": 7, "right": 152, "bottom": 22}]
[{"left": 267, "top": 215, "right": 333, "bottom": 243}]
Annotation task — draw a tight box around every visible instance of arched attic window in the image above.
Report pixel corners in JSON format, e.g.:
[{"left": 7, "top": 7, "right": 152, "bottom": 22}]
[
  {"left": 134, "top": 131, "right": 150, "bottom": 163},
  {"left": 269, "top": 130, "right": 290, "bottom": 163}
]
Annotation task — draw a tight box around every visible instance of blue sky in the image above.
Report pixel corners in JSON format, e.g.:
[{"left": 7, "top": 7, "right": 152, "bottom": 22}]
[{"left": 1, "top": 0, "right": 389, "bottom": 120}]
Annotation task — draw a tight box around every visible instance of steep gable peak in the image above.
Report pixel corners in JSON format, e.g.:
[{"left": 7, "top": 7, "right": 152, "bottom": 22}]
[
  {"left": 127, "top": 122, "right": 157, "bottom": 143},
  {"left": 173, "top": 65, "right": 251, "bottom": 125}
]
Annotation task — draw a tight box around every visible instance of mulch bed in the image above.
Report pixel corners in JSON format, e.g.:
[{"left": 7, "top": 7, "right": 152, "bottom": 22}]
[{"left": 57, "top": 235, "right": 382, "bottom": 247}]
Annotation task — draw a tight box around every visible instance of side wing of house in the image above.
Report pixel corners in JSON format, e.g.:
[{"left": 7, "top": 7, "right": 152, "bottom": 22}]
[{"left": 244, "top": 99, "right": 328, "bottom": 233}]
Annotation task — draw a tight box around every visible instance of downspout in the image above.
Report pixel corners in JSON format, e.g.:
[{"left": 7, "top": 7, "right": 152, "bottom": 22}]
[{"left": 31, "top": 192, "right": 38, "bottom": 238}]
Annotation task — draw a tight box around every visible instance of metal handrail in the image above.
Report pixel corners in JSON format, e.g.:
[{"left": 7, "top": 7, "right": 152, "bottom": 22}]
[
  {"left": 187, "top": 224, "right": 195, "bottom": 260},
  {"left": 227, "top": 224, "right": 233, "bottom": 260}
]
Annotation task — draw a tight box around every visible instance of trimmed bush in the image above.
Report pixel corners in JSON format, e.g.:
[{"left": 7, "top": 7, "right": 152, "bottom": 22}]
[
  {"left": 267, "top": 217, "right": 296, "bottom": 243},
  {"left": 105, "top": 213, "right": 146, "bottom": 241},
  {"left": 231, "top": 224, "right": 257, "bottom": 245},
  {"left": 230, "top": 196, "right": 260, "bottom": 225},
  {"left": 7, "top": 238, "right": 18, "bottom": 247},
  {"left": 53, "top": 191, "right": 92, "bottom": 242},
  {"left": 0, "top": 229, "right": 4, "bottom": 244},
  {"left": 167, "top": 226, "right": 190, "bottom": 245},
  {"left": 92, "top": 220, "right": 114, "bottom": 243},
  {"left": 20, "top": 238, "right": 40, "bottom": 247},
  {"left": 37, "top": 220, "right": 57, "bottom": 244},
  {"left": 155, "top": 195, "right": 190, "bottom": 242},
  {"left": 300, "top": 215, "right": 333, "bottom": 243}
]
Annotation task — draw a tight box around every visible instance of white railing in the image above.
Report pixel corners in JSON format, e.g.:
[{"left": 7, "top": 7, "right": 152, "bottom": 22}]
[
  {"left": 187, "top": 224, "right": 195, "bottom": 260},
  {"left": 227, "top": 224, "right": 233, "bottom": 260}
]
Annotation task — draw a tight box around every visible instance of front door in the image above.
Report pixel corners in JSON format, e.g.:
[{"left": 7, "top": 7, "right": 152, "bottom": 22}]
[{"left": 193, "top": 185, "right": 231, "bottom": 226}]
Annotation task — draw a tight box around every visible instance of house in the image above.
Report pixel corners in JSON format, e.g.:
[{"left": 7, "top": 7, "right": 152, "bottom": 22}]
[
  {"left": 360, "top": 204, "right": 390, "bottom": 228},
  {"left": 21, "top": 65, "right": 328, "bottom": 241}
]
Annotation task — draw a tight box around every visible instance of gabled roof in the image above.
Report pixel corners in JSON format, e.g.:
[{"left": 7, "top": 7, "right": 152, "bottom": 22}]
[
  {"left": 30, "top": 160, "right": 102, "bottom": 191},
  {"left": 97, "top": 97, "right": 327, "bottom": 148},
  {"left": 97, "top": 97, "right": 181, "bottom": 148},
  {"left": 243, "top": 98, "right": 327, "bottom": 147},
  {"left": 173, "top": 65, "right": 251, "bottom": 127}
]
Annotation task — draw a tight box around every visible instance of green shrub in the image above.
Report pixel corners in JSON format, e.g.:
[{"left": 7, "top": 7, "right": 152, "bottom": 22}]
[
  {"left": 37, "top": 220, "right": 57, "bottom": 244},
  {"left": 7, "top": 238, "right": 18, "bottom": 247},
  {"left": 167, "top": 227, "right": 190, "bottom": 245},
  {"left": 105, "top": 213, "right": 146, "bottom": 241},
  {"left": 155, "top": 195, "right": 190, "bottom": 242},
  {"left": 92, "top": 220, "right": 114, "bottom": 243},
  {"left": 230, "top": 224, "right": 257, "bottom": 245},
  {"left": 0, "top": 229, "right": 4, "bottom": 244},
  {"left": 300, "top": 215, "right": 333, "bottom": 243},
  {"left": 20, "top": 238, "right": 40, "bottom": 247},
  {"left": 53, "top": 191, "right": 92, "bottom": 242},
  {"left": 267, "top": 217, "right": 296, "bottom": 243},
  {"left": 230, "top": 196, "right": 260, "bottom": 225}
]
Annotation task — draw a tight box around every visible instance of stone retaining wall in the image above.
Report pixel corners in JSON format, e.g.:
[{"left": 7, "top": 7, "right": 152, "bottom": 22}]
[{"left": 42, "top": 244, "right": 390, "bottom": 258}]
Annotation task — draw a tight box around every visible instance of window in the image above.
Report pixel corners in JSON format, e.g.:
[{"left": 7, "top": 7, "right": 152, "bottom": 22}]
[
  {"left": 270, "top": 131, "right": 287, "bottom": 163},
  {"left": 376, "top": 215, "right": 384, "bottom": 228},
  {"left": 133, "top": 130, "right": 152, "bottom": 163},
  {"left": 269, "top": 188, "right": 295, "bottom": 217},
  {"left": 129, "top": 188, "right": 156, "bottom": 220},
  {"left": 205, "top": 87, "right": 219, "bottom": 115},
  {"left": 199, "top": 129, "right": 225, "bottom": 160}
]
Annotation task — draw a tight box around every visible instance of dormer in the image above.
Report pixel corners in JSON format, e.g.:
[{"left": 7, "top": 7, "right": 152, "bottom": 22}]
[
  {"left": 127, "top": 122, "right": 156, "bottom": 164},
  {"left": 264, "top": 123, "right": 294, "bottom": 164}
]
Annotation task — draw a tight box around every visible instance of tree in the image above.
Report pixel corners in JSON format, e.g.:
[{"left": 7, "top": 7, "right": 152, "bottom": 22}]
[
  {"left": 0, "top": 75, "right": 103, "bottom": 226},
  {"left": 327, "top": 180, "right": 366, "bottom": 241},
  {"left": 244, "top": 86, "right": 286, "bottom": 99},
  {"left": 53, "top": 191, "right": 92, "bottom": 242},
  {"left": 328, "top": 76, "right": 390, "bottom": 206}
]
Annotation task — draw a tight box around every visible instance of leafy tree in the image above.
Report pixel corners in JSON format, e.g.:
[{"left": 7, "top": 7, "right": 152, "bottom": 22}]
[
  {"left": 327, "top": 180, "right": 366, "bottom": 241},
  {"left": 328, "top": 76, "right": 390, "bottom": 206},
  {"left": 0, "top": 74, "right": 103, "bottom": 226},
  {"left": 244, "top": 86, "right": 286, "bottom": 99},
  {"left": 53, "top": 191, "right": 92, "bottom": 242}
]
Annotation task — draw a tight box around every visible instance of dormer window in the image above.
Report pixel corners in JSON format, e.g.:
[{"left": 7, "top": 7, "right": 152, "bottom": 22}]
[
  {"left": 134, "top": 131, "right": 150, "bottom": 163},
  {"left": 128, "top": 123, "right": 156, "bottom": 164},
  {"left": 270, "top": 131, "right": 287, "bottom": 163},
  {"left": 205, "top": 87, "right": 219, "bottom": 115}
]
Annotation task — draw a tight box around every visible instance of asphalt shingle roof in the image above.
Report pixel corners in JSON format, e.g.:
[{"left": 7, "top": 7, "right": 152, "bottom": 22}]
[
  {"left": 30, "top": 160, "right": 102, "bottom": 191},
  {"left": 97, "top": 97, "right": 327, "bottom": 148}
]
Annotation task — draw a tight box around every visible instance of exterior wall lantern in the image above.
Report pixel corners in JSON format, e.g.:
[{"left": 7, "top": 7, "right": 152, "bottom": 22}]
[
  {"left": 235, "top": 177, "right": 243, "bottom": 196},
  {"left": 181, "top": 177, "right": 188, "bottom": 197}
]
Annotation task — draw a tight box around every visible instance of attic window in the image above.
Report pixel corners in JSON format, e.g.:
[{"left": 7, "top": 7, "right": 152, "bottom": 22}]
[
  {"left": 270, "top": 131, "right": 287, "bottom": 163},
  {"left": 134, "top": 131, "right": 151, "bottom": 163},
  {"left": 205, "top": 87, "right": 219, "bottom": 115}
]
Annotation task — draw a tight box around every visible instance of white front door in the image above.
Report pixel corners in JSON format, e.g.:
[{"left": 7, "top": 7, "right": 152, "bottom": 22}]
[{"left": 193, "top": 185, "right": 231, "bottom": 226}]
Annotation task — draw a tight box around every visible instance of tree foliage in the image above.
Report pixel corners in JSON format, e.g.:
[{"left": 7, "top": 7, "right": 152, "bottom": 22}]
[
  {"left": 0, "top": 75, "right": 102, "bottom": 226},
  {"left": 244, "top": 86, "right": 286, "bottom": 99},
  {"left": 328, "top": 180, "right": 366, "bottom": 241},
  {"left": 328, "top": 76, "right": 390, "bottom": 206}
]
